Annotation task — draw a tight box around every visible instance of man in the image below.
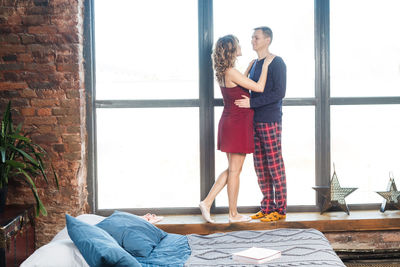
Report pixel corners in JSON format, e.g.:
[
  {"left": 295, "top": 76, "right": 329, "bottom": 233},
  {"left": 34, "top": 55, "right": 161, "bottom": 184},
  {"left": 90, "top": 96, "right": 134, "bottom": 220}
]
[{"left": 235, "top": 26, "right": 287, "bottom": 222}]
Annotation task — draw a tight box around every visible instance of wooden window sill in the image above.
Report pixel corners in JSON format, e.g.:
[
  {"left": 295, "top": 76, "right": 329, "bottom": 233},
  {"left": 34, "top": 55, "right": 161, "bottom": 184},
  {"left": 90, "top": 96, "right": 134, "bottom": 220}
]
[{"left": 156, "top": 210, "right": 400, "bottom": 235}]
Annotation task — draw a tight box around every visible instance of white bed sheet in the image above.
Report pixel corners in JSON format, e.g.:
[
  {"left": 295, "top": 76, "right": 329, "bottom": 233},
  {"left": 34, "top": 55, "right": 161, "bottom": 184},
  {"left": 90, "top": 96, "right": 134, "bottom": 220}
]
[{"left": 21, "top": 214, "right": 106, "bottom": 267}]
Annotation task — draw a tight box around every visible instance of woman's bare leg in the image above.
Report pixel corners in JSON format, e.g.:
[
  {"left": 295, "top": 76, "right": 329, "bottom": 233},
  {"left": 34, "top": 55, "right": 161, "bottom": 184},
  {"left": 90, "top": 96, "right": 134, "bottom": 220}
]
[
  {"left": 202, "top": 168, "right": 228, "bottom": 208},
  {"left": 227, "top": 153, "right": 246, "bottom": 220},
  {"left": 200, "top": 154, "right": 229, "bottom": 222}
]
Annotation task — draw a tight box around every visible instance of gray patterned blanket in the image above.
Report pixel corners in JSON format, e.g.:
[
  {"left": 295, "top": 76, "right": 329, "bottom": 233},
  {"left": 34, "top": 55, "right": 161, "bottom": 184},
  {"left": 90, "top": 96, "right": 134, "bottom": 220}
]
[{"left": 185, "top": 228, "right": 345, "bottom": 266}]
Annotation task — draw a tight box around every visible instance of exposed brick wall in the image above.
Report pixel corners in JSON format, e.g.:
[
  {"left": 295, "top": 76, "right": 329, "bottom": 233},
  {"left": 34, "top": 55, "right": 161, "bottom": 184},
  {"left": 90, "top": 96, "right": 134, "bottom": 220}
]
[
  {"left": 0, "top": 0, "right": 88, "bottom": 247},
  {"left": 325, "top": 230, "right": 400, "bottom": 251}
]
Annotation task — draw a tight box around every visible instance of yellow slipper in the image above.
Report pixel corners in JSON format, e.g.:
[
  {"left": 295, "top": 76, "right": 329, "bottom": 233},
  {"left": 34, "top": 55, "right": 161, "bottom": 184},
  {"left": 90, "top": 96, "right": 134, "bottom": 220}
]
[
  {"left": 260, "top": 212, "right": 286, "bottom": 222},
  {"left": 250, "top": 211, "right": 267, "bottom": 219}
]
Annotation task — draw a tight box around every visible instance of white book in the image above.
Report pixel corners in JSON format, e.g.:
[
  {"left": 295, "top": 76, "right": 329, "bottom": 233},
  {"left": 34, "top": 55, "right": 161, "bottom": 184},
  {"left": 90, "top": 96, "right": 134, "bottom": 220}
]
[{"left": 232, "top": 247, "right": 281, "bottom": 264}]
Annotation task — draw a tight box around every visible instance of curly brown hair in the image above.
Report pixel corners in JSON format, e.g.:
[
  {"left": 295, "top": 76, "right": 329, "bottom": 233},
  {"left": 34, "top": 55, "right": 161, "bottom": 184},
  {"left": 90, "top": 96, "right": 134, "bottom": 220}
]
[{"left": 212, "top": 35, "right": 239, "bottom": 85}]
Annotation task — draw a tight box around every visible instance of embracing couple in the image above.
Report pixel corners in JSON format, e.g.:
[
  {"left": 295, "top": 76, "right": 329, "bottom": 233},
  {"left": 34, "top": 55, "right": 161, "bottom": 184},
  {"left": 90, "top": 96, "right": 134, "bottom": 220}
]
[{"left": 199, "top": 26, "right": 287, "bottom": 223}]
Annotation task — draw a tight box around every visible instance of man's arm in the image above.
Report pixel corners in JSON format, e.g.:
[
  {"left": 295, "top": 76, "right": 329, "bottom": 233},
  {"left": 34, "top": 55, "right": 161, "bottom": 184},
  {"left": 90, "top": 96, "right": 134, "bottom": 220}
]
[{"left": 250, "top": 58, "right": 286, "bottom": 108}]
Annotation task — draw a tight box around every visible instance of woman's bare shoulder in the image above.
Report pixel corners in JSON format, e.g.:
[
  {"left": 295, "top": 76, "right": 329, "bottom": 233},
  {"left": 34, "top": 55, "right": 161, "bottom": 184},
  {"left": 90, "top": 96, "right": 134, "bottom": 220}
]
[{"left": 225, "top": 67, "right": 241, "bottom": 77}]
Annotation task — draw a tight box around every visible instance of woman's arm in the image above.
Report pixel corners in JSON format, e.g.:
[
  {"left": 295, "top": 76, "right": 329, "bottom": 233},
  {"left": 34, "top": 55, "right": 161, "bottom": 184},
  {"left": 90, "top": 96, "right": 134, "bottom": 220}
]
[
  {"left": 226, "top": 56, "right": 274, "bottom": 92},
  {"left": 235, "top": 57, "right": 286, "bottom": 109},
  {"left": 244, "top": 59, "right": 256, "bottom": 77}
]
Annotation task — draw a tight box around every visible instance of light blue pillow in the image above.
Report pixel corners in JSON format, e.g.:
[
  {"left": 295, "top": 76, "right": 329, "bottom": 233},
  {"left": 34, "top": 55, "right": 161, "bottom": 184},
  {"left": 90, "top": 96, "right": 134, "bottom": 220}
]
[
  {"left": 96, "top": 211, "right": 167, "bottom": 257},
  {"left": 66, "top": 214, "right": 141, "bottom": 267}
]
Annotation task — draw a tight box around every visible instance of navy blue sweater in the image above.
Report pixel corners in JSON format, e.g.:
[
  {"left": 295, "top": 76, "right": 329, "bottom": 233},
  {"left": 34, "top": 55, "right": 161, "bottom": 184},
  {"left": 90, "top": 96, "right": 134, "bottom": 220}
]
[{"left": 249, "top": 56, "right": 286, "bottom": 122}]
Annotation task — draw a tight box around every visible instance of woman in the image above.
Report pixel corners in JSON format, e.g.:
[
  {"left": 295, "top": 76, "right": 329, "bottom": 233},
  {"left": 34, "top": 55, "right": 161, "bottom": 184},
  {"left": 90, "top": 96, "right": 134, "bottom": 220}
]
[{"left": 199, "top": 35, "right": 274, "bottom": 223}]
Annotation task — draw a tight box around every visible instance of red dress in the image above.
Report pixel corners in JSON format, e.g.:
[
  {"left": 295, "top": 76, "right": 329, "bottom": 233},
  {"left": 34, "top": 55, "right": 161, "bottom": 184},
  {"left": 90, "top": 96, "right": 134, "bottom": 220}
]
[{"left": 217, "top": 86, "right": 254, "bottom": 154}]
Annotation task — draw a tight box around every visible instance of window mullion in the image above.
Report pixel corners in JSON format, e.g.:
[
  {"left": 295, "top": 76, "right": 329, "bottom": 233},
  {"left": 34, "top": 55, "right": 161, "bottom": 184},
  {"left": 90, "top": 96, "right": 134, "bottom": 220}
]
[
  {"left": 198, "top": 0, "right": 215, "bottom": 206},
  {"left": 315, "top": 0, "right": 331, "bottom": 205}
]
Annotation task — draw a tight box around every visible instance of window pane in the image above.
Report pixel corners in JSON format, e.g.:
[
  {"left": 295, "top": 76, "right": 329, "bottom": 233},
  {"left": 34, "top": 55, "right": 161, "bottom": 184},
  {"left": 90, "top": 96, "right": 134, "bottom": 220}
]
[
  {"left": 97, "top": 108, "right": 200, "bottom": 209},
  {"left": 331, "top": 105, "right": 400, "bottom": 204},
  {"left": 331, "top": 0, "right": 400, "bottom": 97},
  {"left": 215, "top": 106, "right": 315, "bottom": 207},
  {"left": 213, "top": 0, "right": 314, "bottom": 99},
  {"left": 95, "top": 0, "right": 198, "bottom": 100}
]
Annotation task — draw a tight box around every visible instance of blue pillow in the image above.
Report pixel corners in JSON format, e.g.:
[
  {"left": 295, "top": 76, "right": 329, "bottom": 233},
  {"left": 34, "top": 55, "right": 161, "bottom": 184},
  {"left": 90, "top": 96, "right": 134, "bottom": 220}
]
[
  {"left": 96, "top": 211, "right": 167, "bottom": 257},
  {"left": 66, "top": 214, "right": 141, "bottom": 267}
]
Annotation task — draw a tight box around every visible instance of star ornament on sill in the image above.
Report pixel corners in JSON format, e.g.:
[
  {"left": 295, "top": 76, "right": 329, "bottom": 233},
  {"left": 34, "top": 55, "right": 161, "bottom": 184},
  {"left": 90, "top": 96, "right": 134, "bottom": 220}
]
[
  {"left": 376, "top": 177, "right": 400, "bottom": 213},
  {"left": 313, "top": 171, "right": 358, "bottom": 215}
]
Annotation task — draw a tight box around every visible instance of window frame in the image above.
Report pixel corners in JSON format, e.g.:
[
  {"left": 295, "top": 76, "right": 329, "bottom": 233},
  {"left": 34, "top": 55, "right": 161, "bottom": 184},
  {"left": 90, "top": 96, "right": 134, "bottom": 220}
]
[{"left": 84, "top": 0, "right": 400, "bottom": 216}]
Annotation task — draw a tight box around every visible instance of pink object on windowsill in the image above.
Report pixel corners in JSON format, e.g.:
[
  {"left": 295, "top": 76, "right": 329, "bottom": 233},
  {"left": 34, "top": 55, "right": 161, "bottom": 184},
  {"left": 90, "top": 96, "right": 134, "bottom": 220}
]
[{"left": 141, "top": 213, "right": 164, "bottom": 224}]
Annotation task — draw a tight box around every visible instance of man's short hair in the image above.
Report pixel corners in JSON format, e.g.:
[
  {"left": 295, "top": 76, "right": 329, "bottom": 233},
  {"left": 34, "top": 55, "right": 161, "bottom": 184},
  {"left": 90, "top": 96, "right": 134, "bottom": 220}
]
[{"left": 254, "top": 26, "right": 273, "bottom": 43}]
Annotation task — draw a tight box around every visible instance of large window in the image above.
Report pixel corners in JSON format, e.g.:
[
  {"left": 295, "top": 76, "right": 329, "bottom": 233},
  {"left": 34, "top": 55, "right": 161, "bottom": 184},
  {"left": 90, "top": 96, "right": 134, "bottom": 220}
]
[
  {"left": 87, "top": 0, "right": 400, "bottom": 214},
  {"left": 330, "top": 0, "right": 400, "bottom": 204},
  {"left": 94, "top": 0, "right": 199, "bottom": 210},
  {"left": 95, "top": 0, "right": 198, "bottom": 100},
  {"left": 213, "top": 0, "right": 315, "bottom": 207}
]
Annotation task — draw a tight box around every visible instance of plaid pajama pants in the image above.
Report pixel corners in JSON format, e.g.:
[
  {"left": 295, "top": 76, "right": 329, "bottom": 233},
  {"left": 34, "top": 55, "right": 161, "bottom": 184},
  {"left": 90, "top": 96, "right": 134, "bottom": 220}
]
[{"left": 253, "top": 121, "right": 287, "bottom": 215}]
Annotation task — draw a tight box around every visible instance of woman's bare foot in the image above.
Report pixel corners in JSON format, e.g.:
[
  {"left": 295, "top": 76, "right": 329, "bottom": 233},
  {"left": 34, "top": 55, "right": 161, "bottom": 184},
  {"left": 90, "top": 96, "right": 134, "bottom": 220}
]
[
  {"left": 199, "top": 201, "right": 215, "bottom": 223},
  {"left": 229, "top": 214, "right": 251, "bottom": 223}
]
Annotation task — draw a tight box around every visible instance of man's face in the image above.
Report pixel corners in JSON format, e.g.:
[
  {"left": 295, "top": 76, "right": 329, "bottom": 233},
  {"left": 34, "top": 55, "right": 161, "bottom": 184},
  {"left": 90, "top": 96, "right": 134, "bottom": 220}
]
[{"left": 251, "top": 30, "right": 270, "bottom": 52}]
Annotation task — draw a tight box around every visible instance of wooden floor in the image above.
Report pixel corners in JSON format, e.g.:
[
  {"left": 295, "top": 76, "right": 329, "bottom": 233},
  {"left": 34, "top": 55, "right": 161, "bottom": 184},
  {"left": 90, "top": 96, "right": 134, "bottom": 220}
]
[{"left": 156, "top": 210, "right": 400, "bottom": 235}]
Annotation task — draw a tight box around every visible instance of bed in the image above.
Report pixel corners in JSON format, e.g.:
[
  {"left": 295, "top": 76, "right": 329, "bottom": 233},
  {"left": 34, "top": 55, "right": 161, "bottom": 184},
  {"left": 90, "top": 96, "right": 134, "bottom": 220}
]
[{"left": 21, "top": 212, "right": 345, "bottom": 267}]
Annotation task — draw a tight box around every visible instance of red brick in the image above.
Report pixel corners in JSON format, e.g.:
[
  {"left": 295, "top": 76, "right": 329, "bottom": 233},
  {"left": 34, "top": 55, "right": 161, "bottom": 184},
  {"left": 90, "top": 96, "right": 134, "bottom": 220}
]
[
  {"left": 3, "top": 71, "right": 19, "bottom": 81},
  {"left": 28, "top": 81, "right": 54, "bottom": 90},
  {"left": 24, "top": 63, "right": 56, "bottom": 72},
  {"left": 31, "top": 98, "right": 59, "bottom": 107},
  {"left": 28, "top": 44, "right": 56, "bottom": 56},
  {"left": 22, "top": 15, "right": 48, "bottom": 25},
  {"left": 63, "top": 152, "right": 81, "bottom": 161},
  {"left": 0, "top": 33, "right": 20, "bottom": 44},
  {"left": 0, "top": 7, "right": 14, "bottom": 16},
  {"left": 2, "top": 54, "right": 17, "bottom": 61},
  {"left": 37, "top": 108, "right": 51, "bottom": 116},
  {"left": 17, "top": 53, "right": 34, "bottom": 62},
  {"left": 33, "top": 0, "right": 49, "bottom": 7},
  {"left": 53, "top": 143, "right": 65, "bottom": 152},
  {"left": 32, "top": 133, "right": 59, "bottom": 144},
  {"left": 28, "top": 25, "right": 57, "bottom": 34},
  {"left": 65, "top": 89, "right": 79, "bottom": 99},
  {"left": 19, "top": 89, "right": 38, "bottom": 98},
  {"left": 61, "top": 32, "right": 79, "bottom": 44},
  {"left": 68, "top": 143, "right": 82, "bottom": 152},
  {"left": 0, "top": 25, "right": 12, "bottom": 34},
  {"left": 24, "top": 116, "right": 57, "bottom": 125},
  {"left": 20, "top": 107, "right": 36, "bottom": 116},
  {"left": 56, "top": 63, "right": 79, "bottom": 72},
  {"left": 61, "top": 133, "right": 80, "bottom": 143},
  {"left": 35, "top": 34, "right": 66, "bottom": 45},
  {"left": 26, "top": 6, "right": 52, "bottom": 16},
  {"left": 66, "top": 125, "right": 80, "bottom": 133},
  {"left": 0, "top": 81, "right": 28, "bottom": 90},
  {"left": 60, "top": 98, "right": 79, "bottom": 108},
  {"left": 57, "top": 115, "right": 80, "bottom": 125},
  {"left": 20, "top": 34, "right": 36, "bottom": 44},
  {"left": 36, "top": 89, "right": 65, "bottom": 98},
  {"left": 52, "top": 107, "right": 68, "bottom": 116},
  {"left": 7, "top": 14, "right": 22, "bottom": 25},
  {"left": 56, "top": 54, "right": 75, "bottom": 64},
  {"left": 47, "top": 73, "right": 64, "bottom": 84},
  {"left": 0, "top": 44, "right": 25, "bottom": 54},
  {"left": 5, "top": 98, "right": 29, "bottom": 107},
  {"left": 36, "top": 125, "right": 53, "bottom": 134},
  {"left": 2, "top": 0, "right": 28, "bottom": 7}
]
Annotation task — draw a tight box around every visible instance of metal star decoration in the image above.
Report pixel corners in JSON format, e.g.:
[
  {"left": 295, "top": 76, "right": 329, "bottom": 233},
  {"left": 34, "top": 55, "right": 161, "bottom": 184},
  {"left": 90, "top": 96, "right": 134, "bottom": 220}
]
[
  {"left": 376, "top": 176, "right": 400, "bottom": 213},
  {"left": 313, "top": 169, "right": 358, "bottom": 215}
]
